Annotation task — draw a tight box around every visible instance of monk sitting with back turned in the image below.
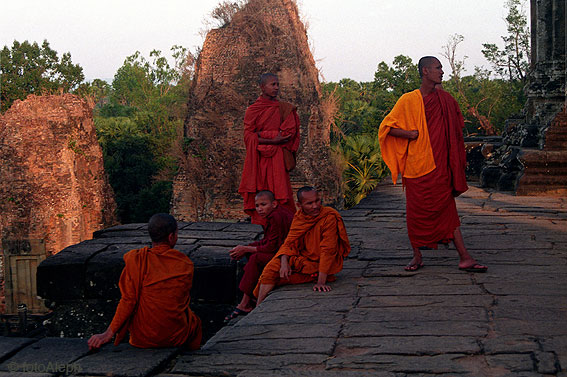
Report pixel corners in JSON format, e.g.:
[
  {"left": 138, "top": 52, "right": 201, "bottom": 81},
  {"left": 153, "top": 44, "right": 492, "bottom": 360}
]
[
  {"left": 254, "top": 186, "right": 351, "bottom": 305},
  {"left": 225, "top": 190, "right": 294, "bottom": 321},
  {"left": 87, "top": 213, "right": 202, "bottom": 350}
]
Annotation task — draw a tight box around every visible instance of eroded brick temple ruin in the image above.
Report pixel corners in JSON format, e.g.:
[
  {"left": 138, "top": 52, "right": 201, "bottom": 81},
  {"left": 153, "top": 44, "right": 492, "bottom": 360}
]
[
  {"left": 172, "top": 0, "right": 342, "bottom": 221},
  {"left": 0, "top": 94, "right": 116, "bottom": 313},
  {"left": 481, "top": 0, "right": 566, "bottom": 195}
]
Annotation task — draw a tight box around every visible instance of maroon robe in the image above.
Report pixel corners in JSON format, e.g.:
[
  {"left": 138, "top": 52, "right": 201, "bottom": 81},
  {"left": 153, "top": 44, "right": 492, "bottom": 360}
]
[
  {"left": 238, "top": 205, "right": 294, "bottom": 296},
  {"left": 403, "top": 89, "right": 468, "bottom": 249}
]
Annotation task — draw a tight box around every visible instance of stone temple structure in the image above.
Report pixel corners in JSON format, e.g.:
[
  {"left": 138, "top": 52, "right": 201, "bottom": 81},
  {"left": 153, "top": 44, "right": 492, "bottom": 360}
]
[
  {"left": 172, "top": 0, "right": 342, "bottom": 221},
  {"left": 0, "top": 94, "right": 116, "bottom": 313},
  {"left": 480, "top": 0, "right": 566, "bottom": 195}
]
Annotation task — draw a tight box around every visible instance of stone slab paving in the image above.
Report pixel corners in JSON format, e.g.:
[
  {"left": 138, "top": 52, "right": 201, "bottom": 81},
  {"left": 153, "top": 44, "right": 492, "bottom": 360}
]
[
  {"left": 169, "top": 182, "right": 567, "bottom": 376},
  {"left": 1, "top": 182, "right": 565, "bottom": 376}
]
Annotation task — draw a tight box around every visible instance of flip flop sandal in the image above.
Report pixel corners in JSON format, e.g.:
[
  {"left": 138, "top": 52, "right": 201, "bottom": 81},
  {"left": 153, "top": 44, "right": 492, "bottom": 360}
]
[
  {"left": 404, "top": 262, "right": 424, "bottom": 271},
  {"left": 459, "top": 264, "right": 488, "bottom": 273},
  {"left": 224, "top": 308, "right": 249, "bottom": 322}
]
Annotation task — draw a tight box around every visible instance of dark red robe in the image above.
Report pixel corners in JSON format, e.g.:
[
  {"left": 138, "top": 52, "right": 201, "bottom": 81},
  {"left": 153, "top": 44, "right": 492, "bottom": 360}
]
[
  {"left": 238, "top": 205, "right": 294, "bottom": 296},
  {"left": 238, "top": 97, "right": 300, "bottom": 225},
  {"left": 403, "top": 89, "right": 468, "bottom": 249}
]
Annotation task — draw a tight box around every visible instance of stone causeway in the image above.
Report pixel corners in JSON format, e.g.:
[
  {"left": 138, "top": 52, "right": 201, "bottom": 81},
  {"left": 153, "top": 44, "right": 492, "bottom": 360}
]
[{"left": 1, "top": 182, "right": 566, "bottom": 376}]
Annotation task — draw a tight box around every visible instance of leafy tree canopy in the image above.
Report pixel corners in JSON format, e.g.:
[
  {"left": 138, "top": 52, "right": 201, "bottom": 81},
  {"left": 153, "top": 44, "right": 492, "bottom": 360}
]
[
  {"left": 482, "top": 0, "right": 530, "bottom": 81},
  {"left": 94, "top": 46, "right": 193, "bottom": 223},
  {"left": 0, "top": 40, "right": 84, "bottom": 112}
]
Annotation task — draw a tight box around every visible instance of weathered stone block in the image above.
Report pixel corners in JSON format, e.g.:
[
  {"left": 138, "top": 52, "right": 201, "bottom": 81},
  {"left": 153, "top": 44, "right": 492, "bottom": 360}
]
[
  {"left": 36, "top": 241, "right": 109, "bottom": 301},
  {"left": 0, "top": 337, "right": 37, "bottom": 363},
  {"left": 74, "top": 343, "right": 177, "bottom": 377},
  {"left": 0, "top": 338, "right": 88, "bottom": 372}
]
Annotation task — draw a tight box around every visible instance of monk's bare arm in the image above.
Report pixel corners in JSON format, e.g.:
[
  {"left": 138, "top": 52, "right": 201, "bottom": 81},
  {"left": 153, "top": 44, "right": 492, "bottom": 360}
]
[
  {"left": 315, "top": 216, "right": 340, "bottom": 292},
  {"left": 388, "top": 128, "right": 419, "bottom": 140},
  {"left": 258, "top": 132, "right": 291, "bottom": 145},
  {"left": 280, "top": 255, "right": 291, "bottom": 279},
  {"left": 313, "top": 272, "right": 331, "bottom": 292},
  {"left": 229, "top": 245, "right": 256, "bottom": 259},
  {"left": 88, "top": 327, "right": 115, "bottom": 350}
]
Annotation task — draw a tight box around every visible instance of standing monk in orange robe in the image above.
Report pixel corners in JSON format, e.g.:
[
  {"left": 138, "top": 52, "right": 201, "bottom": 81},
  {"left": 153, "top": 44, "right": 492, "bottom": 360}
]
[
  {"left": 238, "top": 73, "right": 300, "bottom": 225},
  {"left": 254, "top": 186, "right": 351, "bottom": 305},
  {"left": 379, "top": 56, "right": 487, "bottom": 273},
  {"left": 87, "top": 213, "right": 202, "bottom": 350}
]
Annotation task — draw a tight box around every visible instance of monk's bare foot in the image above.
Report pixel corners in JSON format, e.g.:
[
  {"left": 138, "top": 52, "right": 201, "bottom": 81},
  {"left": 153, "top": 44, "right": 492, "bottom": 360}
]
[
  {"left": 405, "top": 257, "right": 423, "bottom": 271},
  {"left": 458, "top": 260, "right": 487, "bottom": 273},
  {"left": 235, "top": 304, "right": 254, "bottom": 313}
]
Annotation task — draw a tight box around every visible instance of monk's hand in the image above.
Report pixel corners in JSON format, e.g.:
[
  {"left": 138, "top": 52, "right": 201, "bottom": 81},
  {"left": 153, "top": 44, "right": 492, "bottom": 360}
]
[
  {"left": 313, "top": 272, "right": 330, "bottom": 292},
  {"left": 279, "top": 255, "right": 291, "bottom": 279},
  {"left": 87, "top": 328, "right": 114, "bottom": 351},
  {"left": 313, "top": 283, "right": 332, "bottom": 292},
  {"left": 229, "top": 245, "right": 247, "bottom": 260},
  {"left": 273, "top": 132, "right": 291, "bottom": 144}
]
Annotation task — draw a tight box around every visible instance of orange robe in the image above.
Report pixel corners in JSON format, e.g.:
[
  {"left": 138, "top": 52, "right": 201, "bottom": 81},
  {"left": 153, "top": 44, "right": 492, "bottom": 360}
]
[
  {"left": 253, "top": 207, "right": 350, "bottom": 296},
  {"left": 238, "top": 96, "right": 300, "bottom": 225},
  {"left": 380, "top": 88, "right": 468, "bottom": 249},
  {"left": 378, "top": 89, "right": 436, "bottom": 184},
  {"left": 109, "top": 245, "right": 202, "bottom": 349}
]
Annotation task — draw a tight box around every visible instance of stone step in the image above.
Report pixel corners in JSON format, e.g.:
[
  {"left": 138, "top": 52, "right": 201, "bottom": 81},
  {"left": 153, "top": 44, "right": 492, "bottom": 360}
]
[
  {"left": 545, "top": 140, "right": 567, "bottom": 149},
  {"left": 516, "top": 149, "right": 567, "bottom": 196},
  {"left": 516, "top": 183, "right": 567, "bottom": 196},
  {"left": 519, "top": 174, "right": 567, "bottom": 185},
  {"left": 520, "top": 149, "right": 567, "bottom": 164},
  {"left": 543, "top": 110, "right": 567, "bottom": 150}
]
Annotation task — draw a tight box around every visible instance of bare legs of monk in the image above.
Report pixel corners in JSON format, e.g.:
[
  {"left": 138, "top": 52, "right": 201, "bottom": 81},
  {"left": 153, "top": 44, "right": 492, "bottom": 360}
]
[
  {"left": 256, "top": 283, "right": 275, "bottom": 305},
  {"left": 405, "top": 227, "right": 487, "bottom": 272},
  {"left": 235, "top": 293, "right": 255, "bottom": 313}
]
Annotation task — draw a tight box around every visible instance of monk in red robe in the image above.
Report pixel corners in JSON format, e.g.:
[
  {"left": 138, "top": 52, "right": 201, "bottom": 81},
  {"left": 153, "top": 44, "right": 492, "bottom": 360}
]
[
  {"left": 87, "top": 213, "right": 202, "bottom": 350},
  {"left": 225, "top": 190, "right": 294, "bottom": 321},
  {"left": 379, "top": 56, "right": 487, "bottom": 273},
  {"left": 238, "top": 73, "right": 300, "bottom": 225},
  {"left": 254, "top": 186, "right": 351, "bottom": 305}
]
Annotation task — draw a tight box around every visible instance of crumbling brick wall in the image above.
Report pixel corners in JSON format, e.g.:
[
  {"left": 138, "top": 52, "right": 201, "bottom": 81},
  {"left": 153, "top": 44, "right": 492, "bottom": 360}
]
[{"left": 0, "top": 94, "right": 117, "bottom": 256}]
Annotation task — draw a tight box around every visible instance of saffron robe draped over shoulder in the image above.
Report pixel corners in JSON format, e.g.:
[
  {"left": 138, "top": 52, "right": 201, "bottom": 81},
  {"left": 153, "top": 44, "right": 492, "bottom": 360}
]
[
  {"left": 109, "top": 245, "right": 202, "bottom": 349},
  {"left": 378, "top": 89, "right": 436, "bottom": 184},
  {"left": 238, "top": 96, "right": 300, "bottom": 225},
  {"left": 381, "top": 88, "right": 468, "bottom": 249},
  {"left": 253, "top": 206, "right": 350, "bottom": 296}
]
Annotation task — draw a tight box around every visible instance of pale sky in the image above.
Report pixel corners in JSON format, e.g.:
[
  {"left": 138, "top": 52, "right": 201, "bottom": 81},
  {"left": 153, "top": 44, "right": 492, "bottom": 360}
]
[{"left": 1, "top": 0, "right": 516, "bottom": 83}]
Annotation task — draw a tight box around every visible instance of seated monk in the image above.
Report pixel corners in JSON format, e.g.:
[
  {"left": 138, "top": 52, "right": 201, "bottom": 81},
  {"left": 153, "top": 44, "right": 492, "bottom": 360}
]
[
  {"left": 254, "top": 186, "right": 351, "bottom": 305},
  {"left": 87, "top": 213, "right": 202, "bottom": 350},
  {"left": 225, "top": 190, "right": 294, "bottom": 321}
]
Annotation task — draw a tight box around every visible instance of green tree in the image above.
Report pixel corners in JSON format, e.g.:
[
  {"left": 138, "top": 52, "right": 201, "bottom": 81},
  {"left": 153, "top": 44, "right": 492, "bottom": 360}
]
[
  {"left": 95, "top": 46, "right": 193, "bottom": 223},
  {"left": 0, "top": 40, "right": 84, "bottom": 112},
  {"left": 442, "top": 30, "right": 526, "bottom": 136},
  {"left": 76, "top": 78, "right": 111, "bottom": 107},
  {"left": 482, "top": 0, "right": 530, "bottom": 82},
  {"left": 373, "top": 55, "right": 420, "bottom": 101}
]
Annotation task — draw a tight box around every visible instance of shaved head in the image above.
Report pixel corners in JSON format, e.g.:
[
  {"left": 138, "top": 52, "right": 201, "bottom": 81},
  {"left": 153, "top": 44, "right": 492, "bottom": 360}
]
[
  {"left": 148, "top": 213, "right": 178, "bottom": 243},
  {"left": 255, "top": 190, "right": 275, "bottom": 201},
  {"left": 418, "top": 56, "right": 439, "bottom": 78},
  {"left": 258, "top": 73, "right": 278, "bottom": 86},
  {"left": 297, "top": 186, "right": 317, "bottom": 202}
]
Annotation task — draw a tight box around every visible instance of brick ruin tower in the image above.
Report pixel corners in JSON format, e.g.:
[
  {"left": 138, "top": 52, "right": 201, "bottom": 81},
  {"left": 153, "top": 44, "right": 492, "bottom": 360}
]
[
  {"left": 480, "top": 0, "right": 566, "bottom": 195},
  {"left": 0, "top": 94, "right": 116, "bottom": 313},
  {"left": 172, "top": 0, "right": 342, "bottom": 221}
]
